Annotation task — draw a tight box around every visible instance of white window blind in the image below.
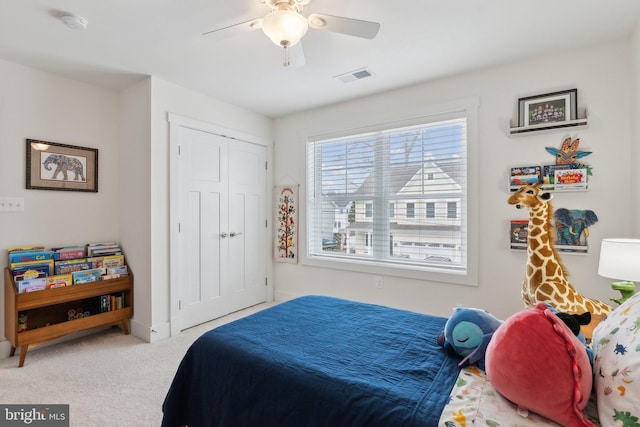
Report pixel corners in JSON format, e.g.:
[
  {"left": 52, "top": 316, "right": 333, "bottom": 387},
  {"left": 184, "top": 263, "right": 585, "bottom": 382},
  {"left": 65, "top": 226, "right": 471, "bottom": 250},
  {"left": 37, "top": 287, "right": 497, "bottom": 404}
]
[{"left": 306, "top": 113, "right": 469, "bottom": 277}]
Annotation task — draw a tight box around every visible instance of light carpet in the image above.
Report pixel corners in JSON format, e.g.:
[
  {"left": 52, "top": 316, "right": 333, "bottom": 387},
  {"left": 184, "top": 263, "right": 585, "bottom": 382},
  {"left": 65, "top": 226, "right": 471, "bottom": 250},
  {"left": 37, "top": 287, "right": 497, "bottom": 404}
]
[{"left": 0, "top": 302, "right": 274, "bottom": 426}]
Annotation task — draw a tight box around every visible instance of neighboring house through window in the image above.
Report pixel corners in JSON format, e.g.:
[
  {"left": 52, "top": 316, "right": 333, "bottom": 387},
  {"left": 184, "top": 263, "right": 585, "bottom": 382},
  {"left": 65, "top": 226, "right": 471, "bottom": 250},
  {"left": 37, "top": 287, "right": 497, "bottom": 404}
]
[{"left": 305, "top": 98, "right": 478, "bottom": 285}]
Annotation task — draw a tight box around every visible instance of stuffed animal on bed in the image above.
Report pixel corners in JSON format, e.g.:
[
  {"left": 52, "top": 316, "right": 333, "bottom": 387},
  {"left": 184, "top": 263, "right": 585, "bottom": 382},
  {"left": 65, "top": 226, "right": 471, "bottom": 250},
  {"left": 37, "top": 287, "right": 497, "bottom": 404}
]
[
  {"left": 437, "top": 307, "right": 502, "bottom": 370},
  {"left": 547, "top": 305, "right": 594, "bottom": 366},
  {"left": 485, "top": 303, "right": 595, "bottom": 427}
]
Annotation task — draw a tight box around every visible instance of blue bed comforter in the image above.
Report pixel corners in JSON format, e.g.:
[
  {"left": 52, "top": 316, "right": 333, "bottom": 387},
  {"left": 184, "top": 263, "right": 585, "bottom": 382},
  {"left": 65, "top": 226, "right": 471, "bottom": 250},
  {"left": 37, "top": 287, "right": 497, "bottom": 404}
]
[{"left": 162, "top": 295, "right": 460, "bottom": 427}]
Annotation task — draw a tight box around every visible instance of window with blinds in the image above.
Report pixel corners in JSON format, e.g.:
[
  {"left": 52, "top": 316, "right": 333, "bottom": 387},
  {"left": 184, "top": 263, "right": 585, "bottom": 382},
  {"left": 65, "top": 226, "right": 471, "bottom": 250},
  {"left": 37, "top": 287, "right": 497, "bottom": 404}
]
[{"left": 306, "top": 112, "right": 469, "bottom": 277}]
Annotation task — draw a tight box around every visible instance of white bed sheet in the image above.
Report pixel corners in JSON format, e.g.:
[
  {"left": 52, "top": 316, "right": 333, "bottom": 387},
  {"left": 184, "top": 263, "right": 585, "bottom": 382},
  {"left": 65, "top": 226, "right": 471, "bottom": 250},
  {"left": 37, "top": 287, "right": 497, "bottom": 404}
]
[{"left": 438, "top": 366, "right": 600, "bottom": 426}]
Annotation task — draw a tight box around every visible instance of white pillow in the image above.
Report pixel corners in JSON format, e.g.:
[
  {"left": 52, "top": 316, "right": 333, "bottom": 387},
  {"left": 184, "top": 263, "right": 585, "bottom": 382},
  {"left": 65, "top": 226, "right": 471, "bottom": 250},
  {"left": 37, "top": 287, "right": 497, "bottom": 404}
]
[{"left": 591, "top": 291, "right": 640, "bottom": 427}]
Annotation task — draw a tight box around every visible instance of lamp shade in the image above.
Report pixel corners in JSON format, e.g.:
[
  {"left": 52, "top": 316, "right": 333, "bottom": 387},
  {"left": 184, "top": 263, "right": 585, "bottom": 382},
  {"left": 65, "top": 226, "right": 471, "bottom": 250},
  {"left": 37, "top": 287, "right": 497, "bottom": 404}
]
[
  {"left": 598, "top": 238, "right": 640, "bottom": 281},
  {"left": 261, "top": 9, "right": 308, "bottom": 47}
]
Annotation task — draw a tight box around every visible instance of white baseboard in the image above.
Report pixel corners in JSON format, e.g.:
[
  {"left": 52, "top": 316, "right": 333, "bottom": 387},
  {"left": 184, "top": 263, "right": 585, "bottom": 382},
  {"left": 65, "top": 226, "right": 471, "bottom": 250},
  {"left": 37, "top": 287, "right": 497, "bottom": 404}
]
[
  {"left": 131, "top": 318, "right": 170, "bottom": 343},
  {"left": 0, "top": 339, "right": 13, "bottom": 360},
  {"left": 273, "top": 290, "right": 303, "bottom": 302}
]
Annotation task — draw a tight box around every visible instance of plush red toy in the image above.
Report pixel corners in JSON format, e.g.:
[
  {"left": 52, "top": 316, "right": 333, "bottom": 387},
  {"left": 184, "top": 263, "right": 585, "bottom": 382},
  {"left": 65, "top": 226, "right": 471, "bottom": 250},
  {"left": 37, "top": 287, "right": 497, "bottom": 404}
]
[{"left": 484, "top": 303, "right": 594, "bottom": 427}]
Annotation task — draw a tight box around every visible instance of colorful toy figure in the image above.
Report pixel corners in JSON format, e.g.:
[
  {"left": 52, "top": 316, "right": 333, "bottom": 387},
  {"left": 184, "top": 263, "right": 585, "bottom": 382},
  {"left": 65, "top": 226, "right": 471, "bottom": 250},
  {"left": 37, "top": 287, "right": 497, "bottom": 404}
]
[
  {"left": 507, "top": 184, "right": 612, "bottom": 340},
  {"left": 545, "top": 137, "right": 592, "bottom": 165},
  {"left": 437, "top": 307, "right": 502, "bottom": 370},
  {"left": 554, "top": 208, "right": 598, "bottom": 246}
]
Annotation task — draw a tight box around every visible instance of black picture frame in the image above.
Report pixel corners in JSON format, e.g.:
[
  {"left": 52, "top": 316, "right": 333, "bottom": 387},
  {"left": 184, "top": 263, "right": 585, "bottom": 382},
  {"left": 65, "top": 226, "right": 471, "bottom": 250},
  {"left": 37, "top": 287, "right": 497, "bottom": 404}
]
[
  {"left": 518, "top": 89, "right": 578, "bottom": 128},
  {"left": 26, "top": 139, "right": 98, "bottom": 192}
]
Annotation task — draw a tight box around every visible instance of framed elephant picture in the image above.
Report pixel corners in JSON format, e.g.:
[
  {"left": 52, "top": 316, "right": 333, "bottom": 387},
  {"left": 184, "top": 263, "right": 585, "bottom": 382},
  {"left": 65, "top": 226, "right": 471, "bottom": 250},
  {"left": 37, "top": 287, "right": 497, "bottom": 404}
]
[{"left": 26, "top": 139, "right": 98, "bottom": 192}]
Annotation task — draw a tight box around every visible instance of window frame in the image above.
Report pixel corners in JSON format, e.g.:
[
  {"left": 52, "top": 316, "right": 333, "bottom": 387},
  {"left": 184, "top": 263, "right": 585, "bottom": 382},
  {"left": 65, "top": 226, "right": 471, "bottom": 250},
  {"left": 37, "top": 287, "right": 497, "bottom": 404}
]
[
  {"left": 300, "top": 97, "right": 479, "bottom": 286},
  {"left": 426, "top": 201, "right": 436, "bottom": 219}
]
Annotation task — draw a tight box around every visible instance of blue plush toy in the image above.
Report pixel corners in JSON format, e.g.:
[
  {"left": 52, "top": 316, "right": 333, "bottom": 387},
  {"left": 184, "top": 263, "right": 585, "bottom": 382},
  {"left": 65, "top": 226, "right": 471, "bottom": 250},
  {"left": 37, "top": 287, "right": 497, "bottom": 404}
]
[{"left": 437, "top": 307, "right": 502, "bottom": 370}]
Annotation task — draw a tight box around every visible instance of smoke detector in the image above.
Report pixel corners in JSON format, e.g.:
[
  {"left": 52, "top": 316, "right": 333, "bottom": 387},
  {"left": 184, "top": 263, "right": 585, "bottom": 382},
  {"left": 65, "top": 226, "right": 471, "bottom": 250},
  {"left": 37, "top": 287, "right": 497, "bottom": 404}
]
[{"left": 61, "top": 14, "right": 88, "bottom": 30}]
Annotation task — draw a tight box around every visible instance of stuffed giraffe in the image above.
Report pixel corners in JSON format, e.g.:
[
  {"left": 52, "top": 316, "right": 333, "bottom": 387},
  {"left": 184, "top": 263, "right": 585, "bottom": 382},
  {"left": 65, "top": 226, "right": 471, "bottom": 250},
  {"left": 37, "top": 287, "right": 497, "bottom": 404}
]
[{"left": 507, "top": 184, "right": 612, "bottom": 338}]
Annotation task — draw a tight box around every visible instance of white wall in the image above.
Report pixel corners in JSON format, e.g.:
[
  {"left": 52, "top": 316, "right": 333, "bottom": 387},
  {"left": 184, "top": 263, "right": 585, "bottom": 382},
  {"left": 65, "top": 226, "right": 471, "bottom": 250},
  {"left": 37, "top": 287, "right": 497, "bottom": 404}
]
[
  {"left": 273, "top": 39, "right": 634, "bottom": 321},
  {"left": 118, "top": 78, "right": 153, "bottom": 339},
  {"left": 632, "top": 24, "right": 640, "bottom": 234},
  {"left": 0, "top": 59, "right": 121, "bottom": 352}
]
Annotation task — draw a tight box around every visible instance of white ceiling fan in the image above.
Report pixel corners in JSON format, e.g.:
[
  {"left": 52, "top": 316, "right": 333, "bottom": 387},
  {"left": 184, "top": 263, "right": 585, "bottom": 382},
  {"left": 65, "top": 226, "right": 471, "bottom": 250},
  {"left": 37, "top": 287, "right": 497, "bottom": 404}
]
[{"left": 203, "top": 0, "right": 381, "bottom": 67}]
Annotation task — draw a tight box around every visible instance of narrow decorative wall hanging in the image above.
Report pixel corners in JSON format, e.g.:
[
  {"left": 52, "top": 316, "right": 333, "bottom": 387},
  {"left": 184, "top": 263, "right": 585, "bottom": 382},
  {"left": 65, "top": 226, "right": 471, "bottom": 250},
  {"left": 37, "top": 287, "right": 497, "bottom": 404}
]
[{"left": 274, "top": 185, "right": 299, "bottom": 263}]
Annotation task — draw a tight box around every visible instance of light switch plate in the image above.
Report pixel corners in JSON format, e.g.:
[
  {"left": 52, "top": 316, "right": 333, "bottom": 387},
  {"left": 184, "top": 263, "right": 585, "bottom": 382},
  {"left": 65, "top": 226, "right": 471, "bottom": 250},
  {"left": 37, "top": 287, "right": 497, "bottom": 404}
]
[{"left": 0, "top": 197, "right": 25, "bottom": 212}]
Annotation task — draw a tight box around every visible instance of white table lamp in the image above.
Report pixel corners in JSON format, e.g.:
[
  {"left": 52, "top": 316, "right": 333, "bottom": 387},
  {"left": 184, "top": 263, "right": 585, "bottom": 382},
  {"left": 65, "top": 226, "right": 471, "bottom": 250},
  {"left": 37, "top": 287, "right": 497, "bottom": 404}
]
[{"left": 598, "top": 238, "right": 640, "bottom": 304}]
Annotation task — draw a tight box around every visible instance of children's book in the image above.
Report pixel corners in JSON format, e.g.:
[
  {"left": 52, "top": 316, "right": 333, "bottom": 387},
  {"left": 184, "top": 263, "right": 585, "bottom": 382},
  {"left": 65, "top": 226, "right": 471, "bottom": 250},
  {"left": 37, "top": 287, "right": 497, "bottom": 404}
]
[
  {"left": 18, "top": 278, "right": 47, "bottom": 293},
  {"left": 45, "top": 274, "right": 73, "bottom": 289},
  {"left": 554, "top": 168, "right": 588, "bottom": 189},
  {"left": 72, "top": 268, "right": 103, "bottom": 284}
]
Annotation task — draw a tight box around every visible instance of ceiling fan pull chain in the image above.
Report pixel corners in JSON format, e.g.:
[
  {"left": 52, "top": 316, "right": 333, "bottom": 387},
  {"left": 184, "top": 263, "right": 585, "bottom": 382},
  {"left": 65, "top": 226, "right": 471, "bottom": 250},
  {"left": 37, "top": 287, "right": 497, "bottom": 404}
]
[{"left": 282, "top": 42, "right": 291, "bottom": 67}]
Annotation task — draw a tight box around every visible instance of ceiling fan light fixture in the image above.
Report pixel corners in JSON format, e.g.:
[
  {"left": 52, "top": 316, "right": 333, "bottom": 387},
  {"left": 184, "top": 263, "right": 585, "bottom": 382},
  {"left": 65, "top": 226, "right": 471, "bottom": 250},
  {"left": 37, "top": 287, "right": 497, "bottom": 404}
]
[{"left": 261, "top": 9, "right": 308, "bottom": 47}]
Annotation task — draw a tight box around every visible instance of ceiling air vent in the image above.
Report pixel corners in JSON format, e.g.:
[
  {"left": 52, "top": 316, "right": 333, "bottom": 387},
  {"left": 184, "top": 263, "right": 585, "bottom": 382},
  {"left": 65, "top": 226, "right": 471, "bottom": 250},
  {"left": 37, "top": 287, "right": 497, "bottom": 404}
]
[{"left": 333, "top": 68, "right": 374, "bottom": 83}]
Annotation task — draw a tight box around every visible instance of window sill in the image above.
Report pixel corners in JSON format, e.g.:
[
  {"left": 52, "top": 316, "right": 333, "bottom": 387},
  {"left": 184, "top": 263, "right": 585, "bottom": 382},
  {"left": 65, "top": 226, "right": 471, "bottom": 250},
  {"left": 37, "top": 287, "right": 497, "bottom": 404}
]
[{"left": 302, "top": 253, "right": 477, "bottom": 287}]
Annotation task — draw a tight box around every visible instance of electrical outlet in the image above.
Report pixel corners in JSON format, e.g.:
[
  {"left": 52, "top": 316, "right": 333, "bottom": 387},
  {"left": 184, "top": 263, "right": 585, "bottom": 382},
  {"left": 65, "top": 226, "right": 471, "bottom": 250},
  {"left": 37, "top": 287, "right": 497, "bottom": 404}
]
[
  {"left": 0, "top": 197, "right": 25, "bottom": 212},
  {"left": 374, "top": 276, "right": 383, "bottom": 289}
]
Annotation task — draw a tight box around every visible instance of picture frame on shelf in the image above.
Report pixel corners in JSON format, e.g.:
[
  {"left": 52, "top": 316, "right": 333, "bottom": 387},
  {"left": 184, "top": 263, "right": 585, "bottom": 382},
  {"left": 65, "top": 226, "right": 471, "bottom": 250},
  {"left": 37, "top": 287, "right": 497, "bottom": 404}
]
[
  {"left": 26, "top": 139, "right": 98, "bottom": 192},
  {"left": 518, "top": 89, "right": 577, "bottom": 127}
]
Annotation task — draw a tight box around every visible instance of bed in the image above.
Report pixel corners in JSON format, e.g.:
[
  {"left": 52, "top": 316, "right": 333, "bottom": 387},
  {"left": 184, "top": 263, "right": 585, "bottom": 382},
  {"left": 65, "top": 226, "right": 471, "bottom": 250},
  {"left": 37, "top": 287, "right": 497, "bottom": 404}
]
[
  {"left": 162, "top": 293, "right": 640, "bottom": 427},
  {"left": 162, "top": 295, "right": 460, "bottom": 427}
]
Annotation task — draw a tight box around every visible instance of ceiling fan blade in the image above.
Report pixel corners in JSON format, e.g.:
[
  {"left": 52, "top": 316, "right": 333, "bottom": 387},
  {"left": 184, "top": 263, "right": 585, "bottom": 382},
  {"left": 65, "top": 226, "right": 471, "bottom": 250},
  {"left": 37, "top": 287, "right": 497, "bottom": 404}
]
[
  {"left": 288, "top": 42, "right": 306, "bottom": 68},
  {"left": 202, "top": 18, "right": 262, "bottom": 42},
  {"left": 308, "top": 13, "right": 380, "bottom": 39}
]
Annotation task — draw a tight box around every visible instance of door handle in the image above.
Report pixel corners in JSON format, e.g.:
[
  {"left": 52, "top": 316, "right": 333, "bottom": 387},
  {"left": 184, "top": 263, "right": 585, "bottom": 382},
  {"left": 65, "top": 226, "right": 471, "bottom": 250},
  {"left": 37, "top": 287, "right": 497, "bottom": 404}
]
[
  {"left": 230, "top": 232, "right": 243, "bottom": 237},
  {"left": 220, "top": 233, "right": 228, "bottom": 238}
]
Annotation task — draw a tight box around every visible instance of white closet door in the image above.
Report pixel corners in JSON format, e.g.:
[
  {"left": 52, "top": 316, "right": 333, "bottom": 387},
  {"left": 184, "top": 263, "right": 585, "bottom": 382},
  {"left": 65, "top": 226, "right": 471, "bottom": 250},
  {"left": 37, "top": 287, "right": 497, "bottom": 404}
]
[
  {"left": 226, "top": 140, "right": 267, "bottom": 308},
  {"left": 177, "top": 127, "right": 266, "bottom": 330}
]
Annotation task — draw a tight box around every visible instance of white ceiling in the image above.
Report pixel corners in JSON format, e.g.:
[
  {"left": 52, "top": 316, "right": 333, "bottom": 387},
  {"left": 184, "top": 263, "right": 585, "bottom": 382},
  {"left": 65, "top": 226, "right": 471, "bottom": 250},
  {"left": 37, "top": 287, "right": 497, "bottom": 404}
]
[{"left": 1, "top": 0, "right": 639, "bottom": 118}]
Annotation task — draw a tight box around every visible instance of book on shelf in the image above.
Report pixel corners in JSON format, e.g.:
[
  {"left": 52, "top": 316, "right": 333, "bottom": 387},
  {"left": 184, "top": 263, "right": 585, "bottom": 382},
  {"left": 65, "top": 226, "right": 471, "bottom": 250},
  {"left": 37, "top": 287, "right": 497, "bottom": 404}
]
[
  {"left": 88, "top": 254, "right": 124, "bottom": 269},
  {"left": 107, "top": 265, "right": 128, "bottom": 276},
  {"left": 8, "top": 249, "right": 54, "bottom": 264},
  {"left": 55, "top": 260, "right": 92, "bottom": 275},
  {"left": 10, "top": 259, "right": 54, "bottom": 276},
  {"left": 55, "top": 257, "right": 89, "bottom": 266},
  {"left": 100, "top": 292, "right": 125, "bottom": 312},
  {"left": 8, "top": 245, "right": 46, "bottom": 252},
  {"left": 542, "top": 164, "right": 589, "bottom": 188},
  {"left": 87, "top": 241, "right": 117, "bottom": 247},
  {"left": 12, "top": 264, "right": 50, "bottom": 282},
  {"left": 72, "top": 268, "right": 103, "bottom": 284},
  {"left": 553, "top": 168, "right": 588, "bottom": 189},
  {"left": 45, "top": 274, "right": 73, "bottom": 289},
  {"left": 18, "top": 278, "right": 47, "bottom": 293},
  {"left": 52, "top": 246, "right": 86, "bottom": 261},
  {"left": 86, "top": 242, "right": 122, "bottom": 257},
  {"left": 510, "top": 165, "right": 541, "bottom": 190},
  {"left": 510, "top": 219, "right": 529, "bottom": 250}
]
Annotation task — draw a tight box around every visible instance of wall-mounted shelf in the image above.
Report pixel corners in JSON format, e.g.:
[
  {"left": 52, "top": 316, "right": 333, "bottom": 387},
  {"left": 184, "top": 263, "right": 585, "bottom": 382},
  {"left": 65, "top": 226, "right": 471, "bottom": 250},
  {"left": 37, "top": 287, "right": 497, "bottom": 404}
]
[
  {"left": 509, "top": 110, "right": 588, "bottom": 135},
  {"left": 509, "top": 164, "right": 589, "bottom": 193},
  {"left": 509, "top": 183, "right": 589, "bottom": 193},
  {"left": 509, "top": 219, "right": 589, "bottom": 254}
]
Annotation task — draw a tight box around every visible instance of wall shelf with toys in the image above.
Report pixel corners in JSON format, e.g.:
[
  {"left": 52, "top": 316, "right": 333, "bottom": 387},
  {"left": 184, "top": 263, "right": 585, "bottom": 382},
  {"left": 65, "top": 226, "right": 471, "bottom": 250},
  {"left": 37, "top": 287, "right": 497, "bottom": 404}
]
[
  {"left": 509, "top": 218, "right": 590, "bottom": 254},
  {"left": 508, "top": 137, "right": 592, "bottom": 193},
  {"left": 509, "top": 163, "right": 590, "bottom": 193},
  {"left": 4, "top": 243, "right": 132, "bottom": 367},
  {"left": 507, "top": 137, "right": 598, "bottom": 254}
]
